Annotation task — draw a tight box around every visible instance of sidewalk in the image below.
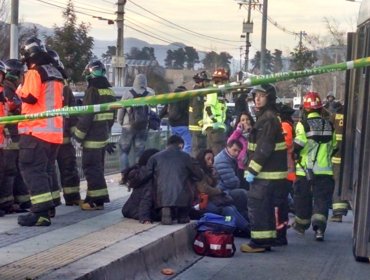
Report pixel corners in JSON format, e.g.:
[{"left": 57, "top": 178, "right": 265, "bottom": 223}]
[{"left": 0, "top": 174, "right": 198, "bottom": 280}]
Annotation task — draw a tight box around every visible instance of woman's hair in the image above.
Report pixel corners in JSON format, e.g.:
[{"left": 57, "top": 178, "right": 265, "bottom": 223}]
[
  {"left": 234, "top": 111, "right": 255, "bottom": 131},
  {"left": 196, "top": 149, "right": 214, "bottom": 173},
  {"left": 138, "top": 148, "right": 160, "bottom": 166}
]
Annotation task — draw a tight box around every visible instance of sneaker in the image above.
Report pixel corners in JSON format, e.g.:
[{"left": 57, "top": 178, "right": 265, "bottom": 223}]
[
  {"left": 291, "top": 222, "right": 305, "bottom": 235},
  {"left": 161, "top": 207, "right": 172, "bottom": 225},
  {"left": 329, "top": 215, "right": 343, "bottom": 223},
  {"left": 18, "top": 212, "right": 51, "bottom": 227},
  {"left": 65, "top": 200, "right": 81, "bottom": 206},
  {"left": 315, "top": 229, "right": 324, "bottom": 241},
  {"left": 240, "top": 243, "right": 266, "bottom": 253},
  {"left": 79, "top": 201, "right": 104, "bottom": 211}
]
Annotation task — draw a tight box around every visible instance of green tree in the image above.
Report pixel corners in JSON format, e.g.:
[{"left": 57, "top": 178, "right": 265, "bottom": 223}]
[
  {"left": 290, "top": 44, "right": 317, "bottom": 71},
  {"left": 202, "top": 51, "right": 232, "bottom": 72},
  {"left": 251, "top": 50, "right": 274, "bottom": 74},
  {"left": 184, "top": 46, "right": 199, "bottom": 69},
  {"left": 102, "top": 46, "right": 116, "bottom": 59},
  {"left": 45, "top": 0, "right": 94, "bottom": 82},
  {"left": 272, "top": 49, "right": 283, "bottom": 73},
  {"left": 164, "top": 49, "right": 174, "bottom": 68},
  {"left": 172, "top": 48, "right": 186, "bottom": 69},
  {"left": 126, "top": 47, "right": 156, "bottom": 60}
]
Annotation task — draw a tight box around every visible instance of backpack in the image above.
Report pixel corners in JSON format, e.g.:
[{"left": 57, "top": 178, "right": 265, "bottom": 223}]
[
  {"left": 192, "top": 213, "right": 236, "bottom": 258},
  {"left": 128, "top": 89, "right": 150, "bottom": 130}
]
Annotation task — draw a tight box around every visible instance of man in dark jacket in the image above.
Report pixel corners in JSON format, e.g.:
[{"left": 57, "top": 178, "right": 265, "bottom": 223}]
[
  {"left": 145, "top": 135, "right": 202, "bottom": 225},
  {"left": 159, "top": 86, "right": 191, "bottom": 154},
  {"left": 241, "top": 84, "right": 288, "bottom": 253},
  {"left": 72, "top": 60, "right": 116, "bottom": 210}
]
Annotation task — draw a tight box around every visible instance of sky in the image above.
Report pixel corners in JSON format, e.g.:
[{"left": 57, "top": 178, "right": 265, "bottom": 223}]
[{"left": 14, "top": 0, "right": 361, "bottom": 62}]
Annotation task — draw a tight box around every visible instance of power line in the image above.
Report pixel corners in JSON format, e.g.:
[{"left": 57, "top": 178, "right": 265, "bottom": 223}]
[{"left": 128, "top": 0, "right": 241, "bottom": 43}]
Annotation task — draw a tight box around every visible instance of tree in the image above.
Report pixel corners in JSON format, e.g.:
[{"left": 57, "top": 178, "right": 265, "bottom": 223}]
[
  {"left": 164, "top": 49, "right": 174, "bottom": 68},
  {"left": 45, "top": 0, "right": 94, "bottom": 82},
  {"left": 251, "top": 50, "right": 274, "bottom": 74},
  {"left": 172, "top": 48, "right": 186, "bottom": 69},
  {"left": 202, "top": 51, "right": 232, "bottom": 72},
  {"left": 102, "top": 46, "right": 116, "bottom": 59},
  {"left": 184, "top": 46, "right": 199, "bottom": 70},
  {"left": 126, "top": 46, "right": 156, "bottom": 60},
  {"left": 272, "top": 49, "right": 283, "bottom": 73}
]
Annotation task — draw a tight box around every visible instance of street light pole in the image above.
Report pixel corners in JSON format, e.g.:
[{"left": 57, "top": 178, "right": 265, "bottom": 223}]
[
  {"left": 10, "top": 0, "right": 19, "bottom": 59},
  {"left": 245, "top": 0, "right": 252, "bottom": 72},
  {"left": 113, "top": 0, "right": 127, "bottom": 87}
]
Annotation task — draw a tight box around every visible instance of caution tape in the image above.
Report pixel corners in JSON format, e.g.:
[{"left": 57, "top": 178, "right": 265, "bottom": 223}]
[{"left": 0, "top": 57, "right": 368, "bottom": 125}]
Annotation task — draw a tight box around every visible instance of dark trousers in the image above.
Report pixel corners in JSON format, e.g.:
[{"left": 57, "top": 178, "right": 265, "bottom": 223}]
[
  {"left": 0, "top": 149, "right": 29, "bottom": 209},
  {"left": 190, "top": 131, "right": 207, "bottom": 157},
  {"left": 248, "top": 179, "right": 287, "bottom": 247},
  {"left": 82, "top": 147, "right": 109, "bottom": 204},
  {"left": 19, "top": 135, "right": 60, "bottom": 213},
  {"left": 332, "top": 163, "right": 348, "bottom": 216},
  {"left": 57, "top": 142, "right": 81, "bottom": 202},
  {"left": 293, "top": 175, "right": 335, "bottom": 232},
  {"left": 274, "top": 179, "right": 290, "bottom": 241}
]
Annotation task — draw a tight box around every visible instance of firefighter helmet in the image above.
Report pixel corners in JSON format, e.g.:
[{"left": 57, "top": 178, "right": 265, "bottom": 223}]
[
  {"left": 83, "top": 60, "right": 106, "bottom": 80},
  {"left": 250, "top": 84, "right": 277, "bottom": 104},
  {"left": 20, "top": 37, "right": 46, "bottom": 61},
  {"left": 193, "top": 71, "right": 210, "bottom": 82},
  {"left": 212, "top": 68, "right": 229, "bottom": 81},
  {"left": 47, "top": 49, "right": 64, "bottom": 69},
  {"left": 4, "top": 59, "right": 26, "bottom": 80},
  {"left": 303, "top": 91, "right": 323, "bottom": 109}
]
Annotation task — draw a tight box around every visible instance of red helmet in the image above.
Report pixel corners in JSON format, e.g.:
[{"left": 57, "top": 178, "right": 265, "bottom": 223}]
[
  {"left": 212, "top": 68, "right": 229, "bottom": 81},
  {"left": 303, "top": 92, "right": 323, "bottom": 109}
]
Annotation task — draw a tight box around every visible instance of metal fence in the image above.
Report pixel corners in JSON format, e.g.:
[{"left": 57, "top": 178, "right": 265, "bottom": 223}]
[{"left": 74, "top": 129, "right": 170, "bottom": 180}]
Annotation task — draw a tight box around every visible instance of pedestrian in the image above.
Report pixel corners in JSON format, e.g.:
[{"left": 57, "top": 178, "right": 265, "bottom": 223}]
[
  {"left": 202, "top": 68, "right": 228, "bottom": 155},
  {"left": 117, "top": 73, "right": 153, "bottom": 184},
  {"left": 292, "top": 91, "right": 336, "bottom": 241},
  {"left": 329, "top": 103, "right": 349, "bottom": 222},
  {"left": 1, "top": 59, "right": 31, "bottom": 214},
  {"left": 189, "top": 71, "right": 210, "bottom": 157},
  {"left": 17, "top": 37, "right": 64, "bottom": 226},
  {"left": 227, "top": 111, "right": 254, "bottom": 189},
  {"left": 240, "top": 84, "right": 288, "bottom": 253},
  {"left": 159, "top": 86, "right": 192, "bottom": 154},
  {"left": 48, "top": 49, "right": 81, "bottom": 206},
  {"left": 145, "top": 135, "right": 202, "bottom": 225},
  {"left": 0, "top": 60, "right": 7, "bottom": 217},
  {"left": 72, "top": 60, "right": 116, "bottom": 210}
]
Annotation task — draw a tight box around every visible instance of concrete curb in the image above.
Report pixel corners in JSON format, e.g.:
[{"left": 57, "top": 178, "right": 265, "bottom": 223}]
[{"left": 39, "top": 222, "right": 200, "bottom": 280}]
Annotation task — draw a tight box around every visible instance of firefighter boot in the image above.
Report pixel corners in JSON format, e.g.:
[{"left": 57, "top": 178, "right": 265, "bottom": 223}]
[
  {"left": 315, "top": 229, "right": 324, "bottom": 241},
  {"left": 329, "top": 215, "right": 343, "bottom": 223},
  {"left": 240, "top": 243, "right": 267, "bottom": 253},
  {"left": 18, "top": 211, "right": 51, "bottom": 227}
]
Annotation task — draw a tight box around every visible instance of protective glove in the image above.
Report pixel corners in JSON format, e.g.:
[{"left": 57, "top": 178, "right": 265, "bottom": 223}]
[
  {"left": 245, "top": 171, "right": 256, "bottom": 183},
  {"left": 105, "top": 142, "right": 116, "bottom": 155}
]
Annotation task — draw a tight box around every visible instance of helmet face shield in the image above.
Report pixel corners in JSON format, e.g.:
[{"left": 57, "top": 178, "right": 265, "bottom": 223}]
[
  {"left": 83, "top": 60, "right": 106, "bottom": 80},
  {"left": 20, "top": 37, "right": 46, "bottom": 61}
]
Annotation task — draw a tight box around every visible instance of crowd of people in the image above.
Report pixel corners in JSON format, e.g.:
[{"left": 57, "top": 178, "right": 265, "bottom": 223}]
[{"left": 0, "top": 36, "right": 346, "bottom": 255}]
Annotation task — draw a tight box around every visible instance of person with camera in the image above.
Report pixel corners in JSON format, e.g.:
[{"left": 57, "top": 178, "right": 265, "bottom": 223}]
[{"left": 292, "top": 92, "right": 336, "bottom": 241}]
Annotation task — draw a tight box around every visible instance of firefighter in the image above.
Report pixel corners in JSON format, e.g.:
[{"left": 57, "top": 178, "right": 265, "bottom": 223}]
[
  {"left": 48, "top": 49, "right": 81, "bottom": 206},
  {"left": 189, "top": 71, "right": 210, "bottom": 157},
  {"left": 0, "top": 61, "right": 7, "bottom": 217},
  {"left": 329, "top": 103, "right": 349, "bottom": 222},
  {"left": 292, "top": 92, "right": 336, "bottom": 241},
  {"left": 17, "top": 37, "right": 64, "bottom": 226},
  {"left": 72, "top": 60, "right": 116, "bottom": 210},
  {"left": 1, "top": 59, "right": 31, "bottom": 213},
  {"left": 240, "top": 84, "right": 288, "bottom": 253},
  {"left": 202, "top": 68, "right": 228, "bottom": 155}
]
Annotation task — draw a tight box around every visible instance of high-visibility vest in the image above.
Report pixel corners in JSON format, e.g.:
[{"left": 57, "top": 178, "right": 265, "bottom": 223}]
[
  {"left": 18, "top": 66, "right": 64, "bottom": 144},
  {"left": 332, "top": 110, "right": 343, "bottom": 165},
  {"left": 281, "top": 121, "right": 296, "bottom": 182},
  {"left": 202, "top": 92, "right": 226, "bottom": 132}
]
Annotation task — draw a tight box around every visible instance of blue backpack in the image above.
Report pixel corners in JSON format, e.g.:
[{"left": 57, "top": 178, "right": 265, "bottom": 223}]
[{"left": 196, "top": 213, "right": 236, "bottom": 233}]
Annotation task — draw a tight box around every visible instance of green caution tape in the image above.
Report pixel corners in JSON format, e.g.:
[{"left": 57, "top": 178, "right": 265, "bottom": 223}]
[{"left": 0, "top": 57, "right": 368, "bottom": 125}]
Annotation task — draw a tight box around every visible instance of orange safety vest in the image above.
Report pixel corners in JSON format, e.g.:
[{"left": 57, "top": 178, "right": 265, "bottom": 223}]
[
  {"left": 18, "top": 67, "right": 64, "bottom": 144},
  {"left": 281, "top": 121, "right": 296, "bottom": 182}
]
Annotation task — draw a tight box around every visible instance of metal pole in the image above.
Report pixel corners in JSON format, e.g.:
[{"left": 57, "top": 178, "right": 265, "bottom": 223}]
[
  {"left": 260, "top": 0, "right": 268, "bottom": 74},
  {"left": 245, "top": 0, "right": 252, "bottom": 72},
  {"left": 10, "top": 0, "right": 19, "bottom": 59},
  {"left": 115, "top": 0, "right": 126, "bottom": 87}
]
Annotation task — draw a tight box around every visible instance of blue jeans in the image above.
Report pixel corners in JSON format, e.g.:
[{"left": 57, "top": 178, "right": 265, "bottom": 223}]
[
  {"left": 119, "top": 127, "right": 148, "bottom": 171},
  {"left": 170, "top": 126, "right": 192, "bottom": 154},
  {"left": 206, "top": 202, "right": 250, "bottom": 232}
]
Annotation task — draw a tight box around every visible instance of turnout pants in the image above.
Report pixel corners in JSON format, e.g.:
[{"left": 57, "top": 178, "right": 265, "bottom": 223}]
[
  {"left": 293, "top": 175, "right": 334, "bottom": 233},
  {"left": 82, "top": 147, "right": 110, "bottom": 204},
  {"left": 57, "top": 142, "right": 81, "bottom": 203},
  {"left": 248, "top": 179, "right": 287, "bottom": 247},
  {"left": 19, "top": 135, "right": 61, "bottom": 213},
  {"left": 332, "top": 163, "right": 348, "bottom": 216}
]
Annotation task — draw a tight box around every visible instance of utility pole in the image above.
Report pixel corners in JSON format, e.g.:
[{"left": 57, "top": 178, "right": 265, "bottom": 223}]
[
  {"left": 10, "top": 0, "right": 19, "bottom": 59},
  {"left": 260, "top": 0, "right": 268, "bottom": 74},
  {"left": 113, "top": 0, "right": 127, "bottom": 87}
]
